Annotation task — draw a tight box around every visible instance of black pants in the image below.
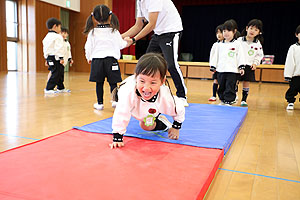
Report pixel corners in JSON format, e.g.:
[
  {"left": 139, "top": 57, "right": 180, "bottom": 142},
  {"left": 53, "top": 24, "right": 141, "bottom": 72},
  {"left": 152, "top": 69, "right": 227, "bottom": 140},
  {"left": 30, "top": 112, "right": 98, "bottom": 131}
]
[
  {"left": 96, "top": 82, "right": 117, "bottom": 104},
  {"left": 146, "top": 32, "right": 187, "bottom": 98},
  {"left": 46, "top": 56, "right": 65, "bottom": 90},
  {"left": 217, "top": 72, "right": 238, "bottom": 103},
  {"left": 285, "top": 76, "right": 300, "bottom": 103}
]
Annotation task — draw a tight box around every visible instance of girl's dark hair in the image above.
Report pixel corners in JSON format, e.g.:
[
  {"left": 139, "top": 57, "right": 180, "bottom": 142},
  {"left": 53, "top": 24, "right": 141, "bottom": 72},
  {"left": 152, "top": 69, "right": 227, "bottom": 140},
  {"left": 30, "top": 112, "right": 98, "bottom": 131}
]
[
  {"left": 61, "top": 27, "right": 69, "bottom": 34},
  {"left": 46, "top": 18, "right": 61, "bottom": 29},
  {"left": 241, "top": 19, "right": 264, "bottom": 44},
  {"left": 223, "top": 19, "right": 239, "bottom": 39},
  {"left": 135, "top": 53, "right": 167, "bottom": 81},
  {"left": 83, "top": 5, "right": 120, "bottom": 35},
  {"left": 215, "top": 24, "right": 223, "bottom": 34},
  {"left": 295, "top": 25, "right": 300, "bottom": 35}
]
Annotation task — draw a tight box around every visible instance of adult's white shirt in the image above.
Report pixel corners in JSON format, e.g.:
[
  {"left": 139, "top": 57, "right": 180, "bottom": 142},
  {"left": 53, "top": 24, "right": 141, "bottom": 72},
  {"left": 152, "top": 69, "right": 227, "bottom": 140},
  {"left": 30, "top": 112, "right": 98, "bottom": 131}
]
[{"left": 136, "top": 0, "right": 183, "bottom": 35}]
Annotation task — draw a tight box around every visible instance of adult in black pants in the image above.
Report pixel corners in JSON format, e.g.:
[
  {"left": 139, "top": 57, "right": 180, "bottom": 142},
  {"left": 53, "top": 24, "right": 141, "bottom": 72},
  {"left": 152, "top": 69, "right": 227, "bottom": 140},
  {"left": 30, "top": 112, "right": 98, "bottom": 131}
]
[{"left": 122, "top": 0, "right": 188, "bottom": 106}]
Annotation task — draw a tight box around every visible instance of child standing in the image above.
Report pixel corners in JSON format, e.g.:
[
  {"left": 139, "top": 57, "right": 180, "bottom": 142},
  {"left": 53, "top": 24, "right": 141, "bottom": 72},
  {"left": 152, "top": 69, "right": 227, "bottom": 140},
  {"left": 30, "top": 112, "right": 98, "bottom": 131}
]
[
  {"left": 284, "top": 25, "right": 300, "bottom": 110},
  {"left": 237, "top": 19, "right": 264, "bottom": 107},
  {"left": 210, "top": 19, "right": 245, "bottom": 105},
  {"left": 46, "top": 27, "right": 73, "bottom": 93},
  {"left": 84, "top": 5, "right": 128, "bottom": 110},
  {"left": 110, "top": 53, "right": 185, "bottom": 149},
  {"left": 43, "top": 18, "right": 66, "bottom": 94},
  {"left": 209, "top": 24, "right": 224, "bottom": 101}
]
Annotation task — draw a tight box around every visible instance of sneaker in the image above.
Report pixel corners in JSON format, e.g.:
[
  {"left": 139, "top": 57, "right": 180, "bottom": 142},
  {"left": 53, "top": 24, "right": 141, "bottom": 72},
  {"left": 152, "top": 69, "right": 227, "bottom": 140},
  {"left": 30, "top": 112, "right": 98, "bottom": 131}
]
[
  {"left": 157, "top": 115, "right": 172, "bottom": 131},
  {"left": 179, "top": 97, "right": 189, "bottom": 107},
  {"left": 111, "top": 101, "right": 118, "bottom": 108},
  {"left": 241, "top": 101, "right": 248, "bottom": 107},
  {"left": 286, "top": 103, "right": 294, "bottom": 110},
  {"left": 44, "top": 89, "right": 58, "bottom": 94},
  {"left": 208, "top": 96, "right": 217, "bottom": 101},
  {"left": 94, "top": 103, "right": 104, "bottom": 110},
  {"left": 57, "top": 89, "right": 71, "bottom": 93}
]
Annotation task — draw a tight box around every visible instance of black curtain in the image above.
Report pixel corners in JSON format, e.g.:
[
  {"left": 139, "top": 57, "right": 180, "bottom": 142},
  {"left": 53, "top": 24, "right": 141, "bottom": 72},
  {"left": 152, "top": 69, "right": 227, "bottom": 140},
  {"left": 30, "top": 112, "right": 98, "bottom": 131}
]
[{"left": 180, "top": 1, "right": 300, "bottom": 64}]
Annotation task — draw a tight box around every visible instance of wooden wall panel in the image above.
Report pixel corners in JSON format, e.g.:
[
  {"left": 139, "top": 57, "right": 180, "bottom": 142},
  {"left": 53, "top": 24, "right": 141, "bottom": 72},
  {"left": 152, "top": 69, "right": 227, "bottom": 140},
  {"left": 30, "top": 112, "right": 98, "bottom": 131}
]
[
  {"left": 261, "top": 69, "right": 284, "bottom": 82},
  {"left": 35, "top": 0, "right": 60, "bottom": 72},
  {"left": 69, "top": 0, "right": 112, "bottom": 72},
  {"left": 0, "top": 0, "right": 7, "bottom": 72}
]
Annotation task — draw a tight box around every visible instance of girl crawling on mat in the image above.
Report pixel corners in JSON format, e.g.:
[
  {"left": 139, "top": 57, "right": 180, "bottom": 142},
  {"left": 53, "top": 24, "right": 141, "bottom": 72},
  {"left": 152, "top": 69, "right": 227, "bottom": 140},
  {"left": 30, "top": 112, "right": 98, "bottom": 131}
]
[{"left": 110, "top": 53, "right": 185, "bottom": 149}]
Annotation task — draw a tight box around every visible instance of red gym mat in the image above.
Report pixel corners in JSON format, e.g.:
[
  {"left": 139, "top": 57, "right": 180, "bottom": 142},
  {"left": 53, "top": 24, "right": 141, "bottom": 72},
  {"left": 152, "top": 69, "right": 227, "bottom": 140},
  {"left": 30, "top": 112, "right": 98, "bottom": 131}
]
[{"left": 0, "top": 129, "right": 223, "bottom": 200}]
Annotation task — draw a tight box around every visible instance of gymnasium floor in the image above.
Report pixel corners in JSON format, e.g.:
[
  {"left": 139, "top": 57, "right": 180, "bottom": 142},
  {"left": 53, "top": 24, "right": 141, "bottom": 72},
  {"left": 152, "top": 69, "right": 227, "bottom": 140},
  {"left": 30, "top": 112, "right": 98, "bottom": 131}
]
[{"left": 0, "top": 71, "right": 300, "bottom": 200}]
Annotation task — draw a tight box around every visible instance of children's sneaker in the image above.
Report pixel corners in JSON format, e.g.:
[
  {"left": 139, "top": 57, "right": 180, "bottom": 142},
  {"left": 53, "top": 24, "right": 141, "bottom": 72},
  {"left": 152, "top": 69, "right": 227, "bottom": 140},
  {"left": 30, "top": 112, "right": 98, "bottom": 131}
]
[
  {"left": 208, "top": 96, "right": 217, "bottom": 101},
  {"left": 94, "top": 103, "right": 104, "bottom": 110},
  {"left": 240, "top": 101, "right": 248, "bottom": 107},
  {"left": 57, "top": 89, "right": 71, "bottom": 93},
  {"left": 286, "top": 103, "right": 294, "bottom": 110},
  {"left": 44, "top": 89, "right": 58, "bottom": 94},
  {"left": 179, "top": 97, "right": 189, "bottom": 107},
  {"left": 218, "top": 100, "right": 225, "bottom": 105},
  {"left": 157, "top": 115, "right": 172, "bottom": 131},
  {"left": 111, "top": 101, "right": 118, "bottom": 108}
]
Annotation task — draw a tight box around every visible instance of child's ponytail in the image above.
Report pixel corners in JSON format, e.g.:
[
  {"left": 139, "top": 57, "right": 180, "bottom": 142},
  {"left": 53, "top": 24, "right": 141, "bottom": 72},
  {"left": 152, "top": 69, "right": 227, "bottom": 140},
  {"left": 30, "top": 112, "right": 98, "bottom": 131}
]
[
  {"left": 83, "top": 14, "right": 94, "bottom": 35},
  {"left": 110, "top": 12, "right": 120, "bottom": 32}
]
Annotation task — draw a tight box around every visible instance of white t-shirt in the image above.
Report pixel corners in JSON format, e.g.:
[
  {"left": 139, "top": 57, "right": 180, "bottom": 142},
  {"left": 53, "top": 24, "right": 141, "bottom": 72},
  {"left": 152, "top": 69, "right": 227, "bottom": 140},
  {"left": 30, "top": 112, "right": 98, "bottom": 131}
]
[
  {"left": 136, "top": 0, "right": 183, "bottom": 35},
  {"left": 210, "top": 39, "right": 245, "bottom": 73},
  {"left": 42, "top": 31, "right": 64, "bottom": 60},
  {"left": 84, "top": 27, "right": 127, "bottom": 61},
  {"left": 284, "top": 42, "right": 300, "bottom": 78},
  {"left": 62, "top": 40, "right": 72, "bottom": 66},
  {"left": 237, "top": 36, "right": 264, "bottom": 66}
]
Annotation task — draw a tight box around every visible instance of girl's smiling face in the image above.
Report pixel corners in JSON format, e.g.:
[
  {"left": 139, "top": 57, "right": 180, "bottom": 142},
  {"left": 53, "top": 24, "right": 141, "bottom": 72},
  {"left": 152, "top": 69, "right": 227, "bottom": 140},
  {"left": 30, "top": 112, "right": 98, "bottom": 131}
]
[
  {"left": 223, "top": 29, "right": 235, "bottom": 42},
  {"left": 246, "top": 25, "right": 260, "bottom": 39},
  {"left": 136, "top": 71, "right": 165, "bottom": 100}
]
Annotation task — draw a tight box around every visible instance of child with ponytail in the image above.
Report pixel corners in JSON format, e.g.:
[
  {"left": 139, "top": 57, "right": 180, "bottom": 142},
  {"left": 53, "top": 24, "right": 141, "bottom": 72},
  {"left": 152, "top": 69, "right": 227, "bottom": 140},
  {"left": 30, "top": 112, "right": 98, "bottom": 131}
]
[{"left": 84, "top": 5, "right": 129, "bottom": 110}]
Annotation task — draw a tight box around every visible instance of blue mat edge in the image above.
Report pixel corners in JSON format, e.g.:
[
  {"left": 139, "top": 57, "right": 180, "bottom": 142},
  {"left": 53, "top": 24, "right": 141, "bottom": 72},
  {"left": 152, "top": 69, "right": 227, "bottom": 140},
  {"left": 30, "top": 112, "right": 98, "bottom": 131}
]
[{"left": 73, "top": 104, "right": 248, "bottom": 155}]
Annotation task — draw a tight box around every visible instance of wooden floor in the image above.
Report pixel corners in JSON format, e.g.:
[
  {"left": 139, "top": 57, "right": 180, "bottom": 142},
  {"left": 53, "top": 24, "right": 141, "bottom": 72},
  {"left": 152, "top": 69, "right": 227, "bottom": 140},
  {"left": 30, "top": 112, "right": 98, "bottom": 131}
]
[{"left": 1, "top": 71, "right": 300, "bottom": 199}]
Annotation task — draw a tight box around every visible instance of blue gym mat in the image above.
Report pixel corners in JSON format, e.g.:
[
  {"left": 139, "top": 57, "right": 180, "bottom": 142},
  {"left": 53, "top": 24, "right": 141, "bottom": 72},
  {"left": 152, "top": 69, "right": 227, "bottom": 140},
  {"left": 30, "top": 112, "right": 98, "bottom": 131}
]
[{"left": 73, "top": 104, "right": 247, "bottom": 154}]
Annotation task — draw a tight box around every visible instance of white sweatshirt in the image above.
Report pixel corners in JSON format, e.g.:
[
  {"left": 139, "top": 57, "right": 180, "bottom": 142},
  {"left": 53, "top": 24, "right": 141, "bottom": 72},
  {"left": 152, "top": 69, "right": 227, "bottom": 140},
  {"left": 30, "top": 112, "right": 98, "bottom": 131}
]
[
  {"left": 210, "top": 39, "right": 245, "bottom": 73},
  {"left": 84, "top": 27, "right": 127, "bottom": 61},
  {"left": 112, "top": 75, "right": 185, "bottom": 135},
  {"left": 209, "top": 41, "right": 220, "bottom": 68},
  {"left": 237, "top": 36, "right": 264, "bottom": 66},
  {"left": 284, "top": 42, "right": 300, "bottom": 78},
  {"left": 62, "top": 40, "right": 72, "bottom": 66},
  {"left": 42, "top": 31, "right": 64, "bottom": 60}
]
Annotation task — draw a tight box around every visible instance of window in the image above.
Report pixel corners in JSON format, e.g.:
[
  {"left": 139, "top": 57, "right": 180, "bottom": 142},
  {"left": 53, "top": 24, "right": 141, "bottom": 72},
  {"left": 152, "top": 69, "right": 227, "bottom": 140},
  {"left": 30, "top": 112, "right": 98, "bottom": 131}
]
[{"left": 6, "top": 0, "right": 18, "bottom": 70}]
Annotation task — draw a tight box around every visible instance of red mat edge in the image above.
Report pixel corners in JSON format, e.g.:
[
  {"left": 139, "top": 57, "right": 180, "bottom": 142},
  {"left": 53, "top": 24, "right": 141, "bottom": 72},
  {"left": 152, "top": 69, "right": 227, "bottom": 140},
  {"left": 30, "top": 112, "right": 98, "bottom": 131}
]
[
  {"left": 0, "top": 129, "right": 73, "bottom": 154},
  {"left": 197, "top": 149, "right": 224, "bottom": 200}
]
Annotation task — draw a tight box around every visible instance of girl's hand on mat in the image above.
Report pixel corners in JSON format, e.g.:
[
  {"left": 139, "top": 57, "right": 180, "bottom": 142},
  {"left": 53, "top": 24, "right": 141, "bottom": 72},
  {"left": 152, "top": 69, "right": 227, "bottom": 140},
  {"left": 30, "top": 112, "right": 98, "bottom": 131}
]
[
  {"left": 109, "top": 142, "right": 124, "bottom": 149},
  {"left": 168, "top": 128, "right": 179, "bottom": 140}
]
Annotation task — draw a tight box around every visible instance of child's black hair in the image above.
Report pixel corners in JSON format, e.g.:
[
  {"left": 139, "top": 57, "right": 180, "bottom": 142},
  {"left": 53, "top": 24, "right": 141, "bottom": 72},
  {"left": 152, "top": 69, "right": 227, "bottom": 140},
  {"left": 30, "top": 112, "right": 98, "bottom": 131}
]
[
  {"left": 61, "top": 27, "right": 69, "bottom": 34},
  {"left": 46, "top": 18, "right": 61, "bottom": 30},
  {"left": 223, "top": 19, "right": 239, "bottom": 39},
  {"left": 135, "top": 53, "right": 167, "bottom": 82},
  {"left": 241, "top": 19, "right": 264, "bottom": 44},
  {"left": 295, "top": 25, "right": 300, "bottom": 35},
  {"left": 215, "top": 24, "right": 223, "bottom": 34},
  {"left": 83, "top": 4, "right": 120, "bottom": 35}
]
